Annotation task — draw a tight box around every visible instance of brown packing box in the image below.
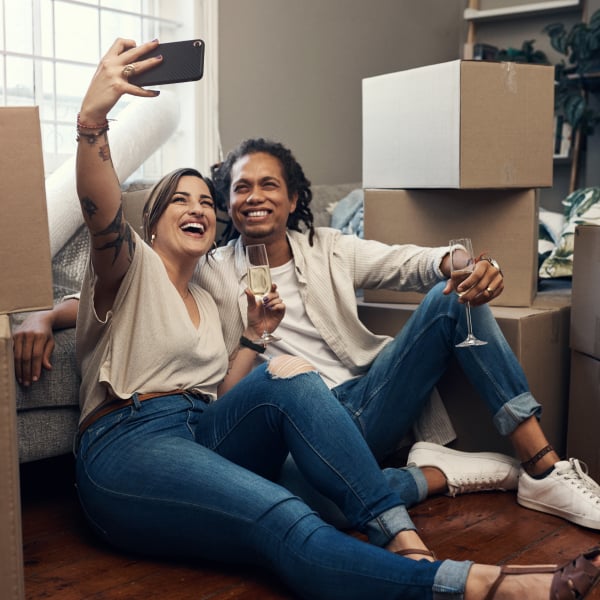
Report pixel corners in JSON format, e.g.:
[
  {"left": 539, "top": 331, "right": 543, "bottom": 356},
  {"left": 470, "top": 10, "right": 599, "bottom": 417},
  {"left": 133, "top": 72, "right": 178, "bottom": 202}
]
[
  {"left": 567, "top": 350, "right": 600, "bottom": 481},
  {"left": 357, "top": 296, "right": 571, "bottom": 456},
  {"left": 0, "top": 107, "right": 53, "bottom": 315},
  {"left": 0, "top": 316, "right": 25, "bottom": 599},
  {"left": 363, "top": 188, "right": 539, "bottom": 307},
  {"left": 0, "top": 107, "right": 52, "bottom": 600},
  {"left": 570, "top": 224, "right": 600, "bottom": 360},
  {"left": 362, "top": 59, "right": 554, "bottom": 189}
]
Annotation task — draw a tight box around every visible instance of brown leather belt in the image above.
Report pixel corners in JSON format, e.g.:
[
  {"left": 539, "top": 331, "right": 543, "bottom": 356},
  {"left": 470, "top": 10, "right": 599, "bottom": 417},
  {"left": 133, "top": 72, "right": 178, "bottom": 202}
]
[{"left": 78, "top": 389, "right": 209, "bottom": 436}]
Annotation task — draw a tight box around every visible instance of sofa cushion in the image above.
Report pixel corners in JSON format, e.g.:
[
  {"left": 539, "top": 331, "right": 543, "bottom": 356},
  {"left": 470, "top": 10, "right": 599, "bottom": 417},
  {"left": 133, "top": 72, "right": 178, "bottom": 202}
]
[
  {"left": 17, "top": 407, "right": 79, "bottom": 463},
  {"left": 15, "top": 328, "right": 80, "bottom": 463},
  {"left": 311, "top": 183, "right": 361, "bottom": 228},
  {"left": 123, "top": 187, "right": 151, "bottom": 234},
  {"left": 15, "top": 328, "right": 79, "bottom": 411}
]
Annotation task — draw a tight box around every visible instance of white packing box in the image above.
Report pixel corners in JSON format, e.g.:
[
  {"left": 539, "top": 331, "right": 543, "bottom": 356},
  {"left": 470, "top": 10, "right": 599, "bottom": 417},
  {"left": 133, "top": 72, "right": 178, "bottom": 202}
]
[{"left": 362, "top": 59, "right": 555, "bottom": 189}]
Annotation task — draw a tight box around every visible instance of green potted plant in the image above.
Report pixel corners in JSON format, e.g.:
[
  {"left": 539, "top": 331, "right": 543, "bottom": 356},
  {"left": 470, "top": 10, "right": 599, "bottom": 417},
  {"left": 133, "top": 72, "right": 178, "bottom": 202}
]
[{"left": 543, "top": 8, "right": 600, "bottom": 135}]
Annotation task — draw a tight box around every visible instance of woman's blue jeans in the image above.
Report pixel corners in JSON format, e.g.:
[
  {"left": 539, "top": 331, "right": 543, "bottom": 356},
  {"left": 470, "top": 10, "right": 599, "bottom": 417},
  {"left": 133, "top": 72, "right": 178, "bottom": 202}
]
[
  {"left": 75, "top": 364, "right": 472, "bottom": 599},
  {"left": 280, "top": 283, "right": 542, "bottom": 524}
]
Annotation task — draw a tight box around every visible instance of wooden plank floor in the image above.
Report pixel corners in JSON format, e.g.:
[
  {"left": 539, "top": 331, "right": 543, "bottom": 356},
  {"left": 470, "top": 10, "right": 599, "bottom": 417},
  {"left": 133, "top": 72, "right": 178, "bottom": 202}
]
[{"left": 20, "top": 454, "right": 600, "bottom": 599}]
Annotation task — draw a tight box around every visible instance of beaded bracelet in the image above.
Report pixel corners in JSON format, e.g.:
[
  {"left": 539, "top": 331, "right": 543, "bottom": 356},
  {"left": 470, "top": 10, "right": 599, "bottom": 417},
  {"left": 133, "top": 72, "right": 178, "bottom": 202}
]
[{"left": 77, "top": 112, "right": 110, "bottom": 131}]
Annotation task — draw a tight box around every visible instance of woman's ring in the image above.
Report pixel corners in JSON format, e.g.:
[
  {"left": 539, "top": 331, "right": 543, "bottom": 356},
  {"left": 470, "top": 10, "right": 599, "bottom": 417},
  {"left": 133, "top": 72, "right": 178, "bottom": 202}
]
[
  {"left": 122, "top": 64, "right": 136, "bottom": 78},
  {"left": 486, "top": 287, "right": 495, "bottom": 295}
]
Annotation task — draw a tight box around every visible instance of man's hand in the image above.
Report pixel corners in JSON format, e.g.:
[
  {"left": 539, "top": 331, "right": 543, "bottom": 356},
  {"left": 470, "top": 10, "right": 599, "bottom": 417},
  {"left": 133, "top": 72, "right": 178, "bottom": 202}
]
[
  {"left": 13, "top": 311, "right": 56, "bottom": 386},
  {"left": 441, "top": 254, "right": 504, "bottom": 306},
  {"left": 12, "top": 296, "right": 79, "bottom": 387}
]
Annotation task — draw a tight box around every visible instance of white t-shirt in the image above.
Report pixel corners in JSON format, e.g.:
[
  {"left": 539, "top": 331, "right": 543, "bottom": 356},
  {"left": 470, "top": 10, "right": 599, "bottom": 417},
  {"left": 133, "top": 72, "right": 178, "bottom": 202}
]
[{"left": 264, "top": 260, "right": 355, "bottom": 388}]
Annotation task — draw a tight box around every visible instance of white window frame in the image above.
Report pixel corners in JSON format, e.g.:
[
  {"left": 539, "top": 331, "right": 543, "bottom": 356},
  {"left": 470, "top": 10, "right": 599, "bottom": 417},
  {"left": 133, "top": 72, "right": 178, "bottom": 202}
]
[{"left": 0, "top": 0, "right": 220, "bottom": 179}]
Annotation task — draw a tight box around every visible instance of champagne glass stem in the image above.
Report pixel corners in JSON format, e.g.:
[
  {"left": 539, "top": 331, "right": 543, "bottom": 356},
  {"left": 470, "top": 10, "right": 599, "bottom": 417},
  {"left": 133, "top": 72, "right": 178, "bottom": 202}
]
[
  {"left": 261, "top": 302, "right": 269, "bottom": 340},
  {"left": 465, "top": 302, "right": 474, "bottom": 337}
]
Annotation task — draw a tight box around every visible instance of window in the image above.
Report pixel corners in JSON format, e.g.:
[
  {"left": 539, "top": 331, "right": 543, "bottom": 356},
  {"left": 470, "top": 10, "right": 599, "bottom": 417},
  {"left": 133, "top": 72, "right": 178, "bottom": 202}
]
[{"left": 0, "top": 0, "right": 219, "bottom": 181}]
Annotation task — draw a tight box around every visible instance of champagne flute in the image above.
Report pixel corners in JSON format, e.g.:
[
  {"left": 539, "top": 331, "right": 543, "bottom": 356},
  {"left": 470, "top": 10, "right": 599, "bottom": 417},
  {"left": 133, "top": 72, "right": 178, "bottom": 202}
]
[
  {"left": 449, "top": 238, "right": 487, "bottom": 348},
  {"left": 245, "top": 244, "right": 280, "bottom": 344}
]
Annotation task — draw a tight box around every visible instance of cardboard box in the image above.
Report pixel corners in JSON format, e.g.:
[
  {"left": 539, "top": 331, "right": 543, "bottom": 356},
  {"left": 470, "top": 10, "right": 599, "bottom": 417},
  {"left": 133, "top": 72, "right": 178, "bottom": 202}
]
[
  {"left": 362, "top": 59, "right": 554, "bottom": 189},
  {"left": 570, "top": 225, "right": 600, "bottom": 360},
  {"left": 0, "top": 107, "right": 52, "bottom": 600},
  {"left": 363, "top": 188, "right": 539, "bottom": 307},
  {"left": 357, "top": 297, "right": 571, "bottom": 456},
  {"left": 0, "top": 107, "right": 52, "bottom": 315},
  {"left": 567, "top": 350, "right": 600, "bottom": 481},
  {"left": 0, "top": 316, "right": 25, "bottom": 600}
]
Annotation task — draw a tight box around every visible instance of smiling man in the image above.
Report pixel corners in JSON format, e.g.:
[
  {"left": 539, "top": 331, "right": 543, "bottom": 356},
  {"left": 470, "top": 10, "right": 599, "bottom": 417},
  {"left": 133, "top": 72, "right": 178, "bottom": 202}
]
[{"left": 195, "top": 136, "right": 600, "bottom": 531}]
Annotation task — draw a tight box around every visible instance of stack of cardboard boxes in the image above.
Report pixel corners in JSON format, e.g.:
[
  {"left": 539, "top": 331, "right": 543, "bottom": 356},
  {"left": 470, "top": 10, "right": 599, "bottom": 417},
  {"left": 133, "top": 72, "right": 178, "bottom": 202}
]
[
  {"left": 567, "top": 224, "right": 600, "bottom": 480},
  {"left": 1, "top": 107, "right": 53, "bottom": 600},
  {"left": 358, "top": 59, "right": 572, "bottom": 455}
]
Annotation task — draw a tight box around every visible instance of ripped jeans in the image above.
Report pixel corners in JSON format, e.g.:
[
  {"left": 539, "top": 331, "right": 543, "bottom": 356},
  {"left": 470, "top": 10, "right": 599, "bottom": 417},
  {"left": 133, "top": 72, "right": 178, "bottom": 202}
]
[{"left": 75, "top": 362, "right": 472, "bottom": 600}]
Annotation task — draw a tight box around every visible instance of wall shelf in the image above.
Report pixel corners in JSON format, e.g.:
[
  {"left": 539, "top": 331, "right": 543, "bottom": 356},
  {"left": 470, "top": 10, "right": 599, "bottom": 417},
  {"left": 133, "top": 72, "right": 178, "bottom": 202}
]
[{"left": 465, "top": 0, "right": 580, "bottom": 22}]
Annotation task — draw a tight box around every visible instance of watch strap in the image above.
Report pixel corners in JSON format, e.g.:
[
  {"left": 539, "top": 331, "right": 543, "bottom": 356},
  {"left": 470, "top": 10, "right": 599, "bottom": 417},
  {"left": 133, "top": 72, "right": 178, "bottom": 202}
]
[{"left": 240, "top": 335, "right": 267, "bottom": 353}]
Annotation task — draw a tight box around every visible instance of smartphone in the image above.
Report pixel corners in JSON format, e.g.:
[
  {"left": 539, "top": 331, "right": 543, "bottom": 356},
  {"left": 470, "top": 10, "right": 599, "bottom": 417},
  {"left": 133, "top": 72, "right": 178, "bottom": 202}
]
[{"left": 129, "top": 39, "right": 205, "bottom": 87}]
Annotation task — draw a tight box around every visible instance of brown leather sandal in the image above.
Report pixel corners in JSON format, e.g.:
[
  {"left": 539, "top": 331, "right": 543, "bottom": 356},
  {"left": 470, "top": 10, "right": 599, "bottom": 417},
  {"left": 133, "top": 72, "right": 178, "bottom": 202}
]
[
  {"left": 394, "top": 548, "right": 437, "bottom": 561},
  {"left": 484, "top": 546, "right": 600, "bottom": 600}
]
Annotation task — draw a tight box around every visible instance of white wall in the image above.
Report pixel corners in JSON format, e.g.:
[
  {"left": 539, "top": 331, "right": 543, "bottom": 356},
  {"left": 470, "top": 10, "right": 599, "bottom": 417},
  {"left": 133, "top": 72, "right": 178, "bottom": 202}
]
[{"left": 217, "top": 0, "right": 465, "bottom": 185}]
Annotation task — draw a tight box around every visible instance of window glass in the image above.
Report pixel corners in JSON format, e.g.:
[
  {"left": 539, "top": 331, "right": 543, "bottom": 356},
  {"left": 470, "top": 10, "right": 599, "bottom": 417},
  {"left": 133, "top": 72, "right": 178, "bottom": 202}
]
[
  {"left": 0, "top": 0, "right": 200, "bottom": 178},
  {"left": 5, "top": 57, "right": 34, "bottom": 105},
  {"left": 0, "top": 59, "right": 4, "bottom": 102},
  {"left": 56, "top": 122, "right": 76, "bottom": 164},
  {"left": 101, "top": 0, "right": 142, "bottom": 10},
  {"left": 5, "top": 0, "right": 33, "bottom": 54},
  {"left": 55, "top": 62, "right": 95, "bottom": 118},
  {"left": 0, "top": 1, "right": 4, "bottom": 49},
  {"left": 39, "top": 60, "right": 55, "bottom": 122},
  {"left": 41, "top": 122, "right": 57, "bottom": 161},
  {"left": 101, "top": 11, "right": 143, "bottom": 48},
  {"left": 54, "top": 2, "right": 100, "bottom": 63},
  {"left": 40, "top": 1, "right": 54, "bottom": 59}
]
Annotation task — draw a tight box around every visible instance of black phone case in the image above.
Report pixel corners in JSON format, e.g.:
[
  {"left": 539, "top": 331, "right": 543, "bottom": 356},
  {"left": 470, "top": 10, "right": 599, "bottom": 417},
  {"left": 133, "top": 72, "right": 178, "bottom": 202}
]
[{"left": 129, "top": 40, "right": 205, "bottom": 87}]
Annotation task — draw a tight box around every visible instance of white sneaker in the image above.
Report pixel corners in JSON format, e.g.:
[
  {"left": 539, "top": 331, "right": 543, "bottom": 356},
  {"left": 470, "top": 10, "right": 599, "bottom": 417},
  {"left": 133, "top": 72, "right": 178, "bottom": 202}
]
[
  {"left": 517, "top": 458, "right": 600, "bottom": 530},
  {"left": 407, "top": 441, "right": 520, "bottom": 497}
]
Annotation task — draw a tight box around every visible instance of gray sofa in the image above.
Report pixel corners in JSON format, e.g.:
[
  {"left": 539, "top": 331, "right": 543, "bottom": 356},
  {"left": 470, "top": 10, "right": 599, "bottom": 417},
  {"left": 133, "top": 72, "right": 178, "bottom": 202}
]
[{"left": 14, "top": 182, "right": 362, "bottom": 463}]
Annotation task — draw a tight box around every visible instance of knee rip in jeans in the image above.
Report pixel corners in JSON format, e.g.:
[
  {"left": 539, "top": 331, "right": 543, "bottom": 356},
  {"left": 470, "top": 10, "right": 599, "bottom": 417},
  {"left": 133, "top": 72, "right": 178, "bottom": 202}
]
[{"left": 267, "top": 355, "right": 317, "bottom": 379}]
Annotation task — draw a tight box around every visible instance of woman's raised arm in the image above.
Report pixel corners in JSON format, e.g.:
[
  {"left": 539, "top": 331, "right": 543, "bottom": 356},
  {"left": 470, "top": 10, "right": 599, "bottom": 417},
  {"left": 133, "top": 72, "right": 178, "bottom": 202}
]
[{"left": 75, "top": 38, "right": 162, "bottom": 315}]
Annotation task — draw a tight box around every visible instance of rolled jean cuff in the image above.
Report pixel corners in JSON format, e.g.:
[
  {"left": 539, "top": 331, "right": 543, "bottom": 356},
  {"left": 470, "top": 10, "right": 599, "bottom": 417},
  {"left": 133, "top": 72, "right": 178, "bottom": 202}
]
[
  {"left": 493, "top": 392, "right": 542, "bottom": 436},
  {"left": 365, "top": 504, "right": 416, "bottom": 547},
  {"left": 406, "top": 464, "right": 429, "bottom": 504},
  {"left": 433, "top": 559, "right": 473, "bottom": 599}
]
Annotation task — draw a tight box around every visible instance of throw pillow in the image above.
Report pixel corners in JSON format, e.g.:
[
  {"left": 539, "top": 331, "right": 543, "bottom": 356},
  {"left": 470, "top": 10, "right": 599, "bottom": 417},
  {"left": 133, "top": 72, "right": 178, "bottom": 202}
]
[
  {"left": 538, "top": 207, "right": 564, "bottom": 269},
  {"left": 538, "top": 187, "right": 600, "bottom": 279}
]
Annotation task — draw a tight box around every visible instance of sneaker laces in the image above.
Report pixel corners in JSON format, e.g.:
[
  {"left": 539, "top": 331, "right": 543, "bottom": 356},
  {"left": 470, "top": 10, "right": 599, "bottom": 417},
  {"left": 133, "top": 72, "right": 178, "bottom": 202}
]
[
  {"left": 556, "top": 459, "right": 600, "bottom": 503},
  {"left": 449, "top": 474, "right": 511, "bottom": 496}
]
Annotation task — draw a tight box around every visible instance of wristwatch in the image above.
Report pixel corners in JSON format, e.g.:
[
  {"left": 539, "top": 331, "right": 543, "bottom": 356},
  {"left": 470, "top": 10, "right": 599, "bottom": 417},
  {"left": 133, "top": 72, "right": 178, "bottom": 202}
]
[{"left": 483, "top": 257, "right": 503, "bottom": 276}]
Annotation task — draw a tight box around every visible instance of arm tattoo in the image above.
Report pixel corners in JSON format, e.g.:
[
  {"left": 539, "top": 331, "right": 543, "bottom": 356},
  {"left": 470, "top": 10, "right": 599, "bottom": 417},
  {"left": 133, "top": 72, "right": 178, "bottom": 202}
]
[
  {"left": 93, "top": 206, "right": 136, "bottom": 265},
  {"left": 98, "top": 143, "right": 110, "bottom": 162},
  {"left": 80, "top": 196, "right": 98, "bottom": 220}
]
